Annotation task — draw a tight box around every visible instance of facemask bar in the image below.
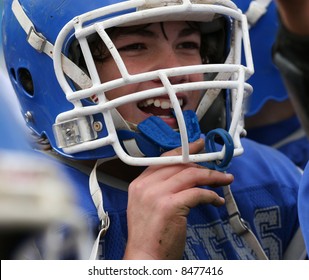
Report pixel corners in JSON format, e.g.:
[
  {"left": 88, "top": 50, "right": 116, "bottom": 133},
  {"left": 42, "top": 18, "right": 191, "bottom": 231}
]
[
  {"left": 196, "top": 8, "right": 253, "bottom": 132},
  {"left": 51, "top": 0, "right": 253, "bottom": 166}
]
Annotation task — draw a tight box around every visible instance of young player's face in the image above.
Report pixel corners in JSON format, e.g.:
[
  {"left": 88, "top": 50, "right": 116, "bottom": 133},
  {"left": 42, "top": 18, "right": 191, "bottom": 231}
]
[{"left": 97, "top": 21, "right": 204, "bottom": 129}]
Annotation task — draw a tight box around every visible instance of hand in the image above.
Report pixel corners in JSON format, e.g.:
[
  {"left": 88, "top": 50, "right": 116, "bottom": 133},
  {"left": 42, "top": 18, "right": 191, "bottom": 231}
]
[
  {"left": 276, "top": 0, "right": 309, "bottom": 35},
  {"left": 123, "top": 138, "right": 234, "bottom": 260}
]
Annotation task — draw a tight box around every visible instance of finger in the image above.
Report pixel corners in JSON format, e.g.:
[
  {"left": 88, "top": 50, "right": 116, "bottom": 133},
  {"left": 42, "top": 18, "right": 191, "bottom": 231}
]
[
  {"left": 163, "top": 167, "right": 233, "bottom": 193},
  {"left": 132, "top": 162, "right": 197, "bottom": 184},
  {"left": 131, "top": 165, "right": 233, "bottom": 200},
  {"left": 162, "top": 138, "right": 205, "bottom": 157},
  {"left": 134, "top": 138, "right": 205, "bottom": 182},
  {"left": 172, "top": 187, "right": 225, "bottom": 212}
]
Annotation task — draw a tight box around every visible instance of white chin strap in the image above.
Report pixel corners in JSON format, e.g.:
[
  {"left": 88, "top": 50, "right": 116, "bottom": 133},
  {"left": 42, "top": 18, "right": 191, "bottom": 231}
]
[
  {"left": 88, "top": 159, "right": 111, "bottom": 260},
  {"left": 223, "top": 184, "right": 268, "bottom": 259},
  {"left": 196, "top": 50, "right": 234, "bottom": 121}
]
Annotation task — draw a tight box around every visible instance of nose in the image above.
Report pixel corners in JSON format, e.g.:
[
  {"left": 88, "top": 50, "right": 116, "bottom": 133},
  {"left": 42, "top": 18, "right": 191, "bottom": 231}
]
[
  {"left": 157, "top": 43, "right": 185, "bottom": 68},
  {"left": 154, "top": 47, "right": 189, "bottom": 84}
]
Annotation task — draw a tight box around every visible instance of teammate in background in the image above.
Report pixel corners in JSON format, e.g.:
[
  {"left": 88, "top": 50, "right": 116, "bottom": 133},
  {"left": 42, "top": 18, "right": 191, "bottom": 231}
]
[
  {"left": 235, "top": 0, "right": 309, "bottom": 170},
  {"left": 1, "top": 7, "right": 88, "bottom": 257},
  {"left": 1, "top": 0, "right": 305, "bottom": 259},
  {"left": 0, "top": 74, "right": 89, "bottom": 260},
  {"left": 272, "top": 0, "right": 309, "bottom": 257}
]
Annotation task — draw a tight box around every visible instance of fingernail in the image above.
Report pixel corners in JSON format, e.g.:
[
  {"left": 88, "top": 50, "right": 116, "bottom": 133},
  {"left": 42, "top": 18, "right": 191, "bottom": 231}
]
[{"left": 224, "top": 173, "right": 234, "bottom": 180}]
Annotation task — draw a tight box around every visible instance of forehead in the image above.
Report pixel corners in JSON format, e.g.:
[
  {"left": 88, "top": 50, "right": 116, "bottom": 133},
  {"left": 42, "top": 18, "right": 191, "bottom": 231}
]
[{"left": 108, "top": 21, "right": 201, "bottom": 37}]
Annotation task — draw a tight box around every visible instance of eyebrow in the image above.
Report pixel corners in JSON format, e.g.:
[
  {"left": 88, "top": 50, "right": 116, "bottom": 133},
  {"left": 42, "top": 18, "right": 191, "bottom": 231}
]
[
  {"left": 118, "top": 28, "right": 156, "bottom": 38},
  {"left": 178, "top": 28, "right": 200, "bottom": 37}
]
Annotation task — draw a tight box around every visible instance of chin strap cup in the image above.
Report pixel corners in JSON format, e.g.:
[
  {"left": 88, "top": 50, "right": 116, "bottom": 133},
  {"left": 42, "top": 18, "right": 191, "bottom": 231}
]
[
  {"left": 117, "top": 110, "right": 201, "bottom": 157},
  {"left": 137, "top": 110, "right": 201, "bottom": 150},
  {"left": 118, "top": 111, "right": 234, "bottom": 171}
]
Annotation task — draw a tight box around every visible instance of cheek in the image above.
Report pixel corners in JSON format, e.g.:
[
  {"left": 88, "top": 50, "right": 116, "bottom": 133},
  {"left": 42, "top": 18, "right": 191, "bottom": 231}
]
[
  {"left": 189, "top": 91, "right": 203, "bottom": 110},
  {"left": 193, "top": 72, "right": 204, "bottom": 81},
  {"left": 97, "top": 61, "right": 119, "bottom": 83},
  {"left": 181, "top": 55, "right": 203, "bottom": 67},
  {"left": 104, "top": 84, "right": 136, "bottom": 101},
  {"left": 188, "top": 73, "right": 204, "bottom": 108},
  {"left": 104, "top": 87, "right": 138, "bottom": 123},
  {"left": 97, "top": 58, "right": 146, "bottom": 86},
  {"left": 123, "top": 59, "right": 149, "bottom": 75},
  {"left": 97, "top": 61, "right": 135, "bottom": 100},
  {"left": 116, "top": 104, "right": 136, "bottom": 120}
]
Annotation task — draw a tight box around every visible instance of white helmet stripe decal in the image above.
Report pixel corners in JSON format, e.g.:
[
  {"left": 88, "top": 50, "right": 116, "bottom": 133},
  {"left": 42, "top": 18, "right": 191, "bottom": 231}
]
[{"left": 11, "top": 0, "right": 92, "bottom": 90}]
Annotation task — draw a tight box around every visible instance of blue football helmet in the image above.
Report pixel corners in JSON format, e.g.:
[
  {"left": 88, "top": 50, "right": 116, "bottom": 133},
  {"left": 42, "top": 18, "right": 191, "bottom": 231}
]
[
  {"left": 2, "top": 0, "right": 253, "bottom": 170},
  {"left": 234, "top": 0, "right": 288, "bottom": 116}
]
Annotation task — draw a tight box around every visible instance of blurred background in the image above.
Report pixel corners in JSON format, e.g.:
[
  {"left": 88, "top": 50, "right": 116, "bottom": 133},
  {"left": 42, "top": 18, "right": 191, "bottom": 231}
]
[
  {"left": 1, "top": 0, "right": 5, "bottom": 69},
  {"left": 0, "top": 0, "right": 25, "bottom": 124}
]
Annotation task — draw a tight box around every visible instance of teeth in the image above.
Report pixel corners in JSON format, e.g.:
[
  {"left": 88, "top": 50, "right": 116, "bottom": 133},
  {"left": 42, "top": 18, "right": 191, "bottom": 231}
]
[
  {"left": 146, "top": 99, "right": 154, "bottom": 106},
  {"left": 138, "top": 98, "right": 183, "bottom": 109},
  {"left": 154, "top": 99, "right": 161, "bottom": 108},
  {"left": 161, "top": 101, "right": 170, "bottom": 109}
]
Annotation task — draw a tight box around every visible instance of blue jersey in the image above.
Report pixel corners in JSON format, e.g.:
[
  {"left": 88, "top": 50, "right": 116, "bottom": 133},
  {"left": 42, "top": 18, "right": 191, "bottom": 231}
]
[
  {"left": 60, "top": 138, "right": 301, "bottom": 260},
  {"left": 246, "top": 115, "right": 309, "bottom": 170},
  {"left": 299, "top": 163, "right": 309, "bottom": 253}
]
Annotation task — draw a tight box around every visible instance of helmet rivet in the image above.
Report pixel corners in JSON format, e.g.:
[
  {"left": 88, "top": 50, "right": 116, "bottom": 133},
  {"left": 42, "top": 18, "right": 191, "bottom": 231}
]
[
  {"left": 93, "top": 121, "right": 103, "bottom": 132},
  {"left": 65, "top": 129, "right": 73, "bottom": 137},
  {"left": 25, "top": 111, "right": 33, "bottom": 123}
]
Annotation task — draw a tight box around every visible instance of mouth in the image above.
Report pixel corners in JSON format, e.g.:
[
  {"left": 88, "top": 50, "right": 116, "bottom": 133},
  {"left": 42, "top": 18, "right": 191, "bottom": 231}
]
[{"left": 137, "top": 97, "right": 184, "bottom": 120}]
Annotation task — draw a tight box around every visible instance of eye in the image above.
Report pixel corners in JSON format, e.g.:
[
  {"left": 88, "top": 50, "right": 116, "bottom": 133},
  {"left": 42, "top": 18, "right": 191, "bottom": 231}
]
[
  {"left": 178, "top": 41, "right": 200, "bottom": 50},
  {"left": 118, "top": 43, "right": 146, "bottom": 52}
]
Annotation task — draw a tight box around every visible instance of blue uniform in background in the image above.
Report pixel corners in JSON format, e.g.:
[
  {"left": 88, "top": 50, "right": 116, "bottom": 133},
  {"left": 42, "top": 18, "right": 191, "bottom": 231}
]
[
  {"left": 299, "top": 164, "right": 309, "bottom": 253},
  {"left": 246, "top": 116, "right": 309, "bottom": 170},
  {"left": 59, "top": 138, "right": 301, "bottom": 259}
]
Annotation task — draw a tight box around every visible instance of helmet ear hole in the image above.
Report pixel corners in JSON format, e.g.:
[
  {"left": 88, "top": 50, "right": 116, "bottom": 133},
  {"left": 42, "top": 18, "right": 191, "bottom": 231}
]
[
  {"left": 18, "top": 68, "right": 34, "bottom": 96},
  {"left": 9, "top": 68, "right": 17, "bottom": 82}
]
